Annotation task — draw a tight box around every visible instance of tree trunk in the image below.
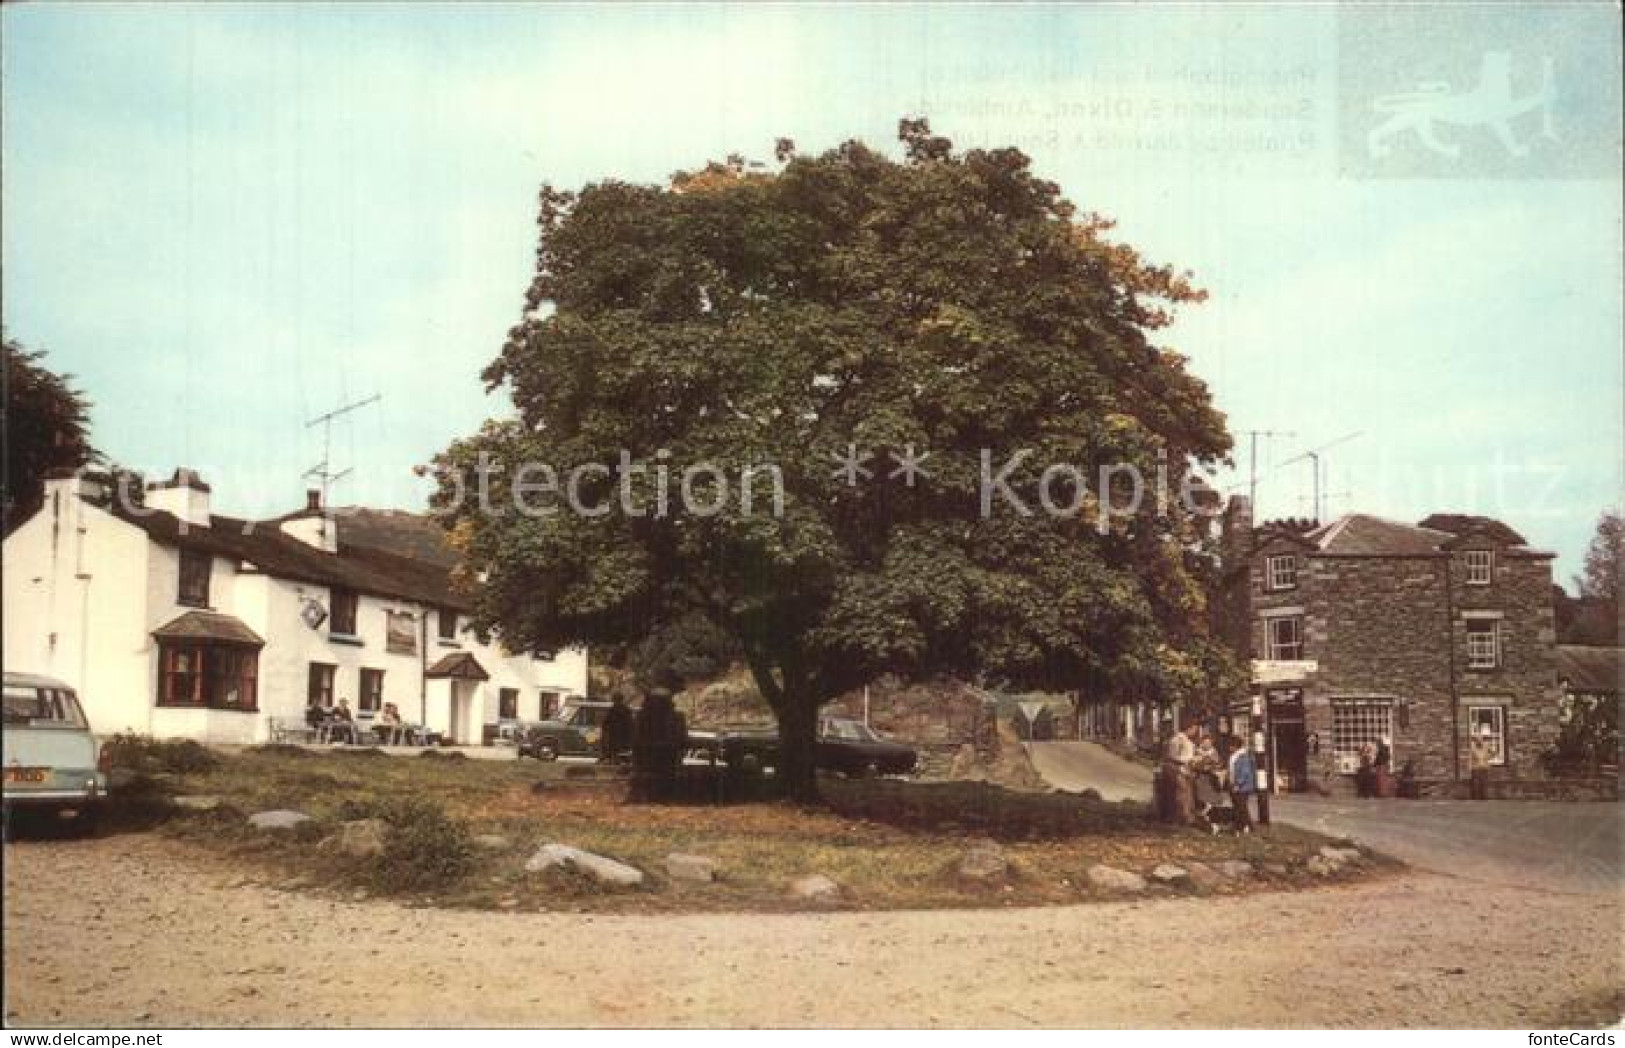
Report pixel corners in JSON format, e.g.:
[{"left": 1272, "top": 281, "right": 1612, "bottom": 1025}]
[{"left": 773, "top": 693, "right": 820, "bottom": 803}]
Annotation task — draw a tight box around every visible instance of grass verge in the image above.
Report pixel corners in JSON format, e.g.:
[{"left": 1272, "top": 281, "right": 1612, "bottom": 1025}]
[{"left": 101, "top": 744, "right": 1393, "bottom": 914}]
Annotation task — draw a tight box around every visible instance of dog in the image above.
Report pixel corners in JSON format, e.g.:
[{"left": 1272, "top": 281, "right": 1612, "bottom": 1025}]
[{"left": 1196, "top": 800, "right": 1250, "bottom": 836}]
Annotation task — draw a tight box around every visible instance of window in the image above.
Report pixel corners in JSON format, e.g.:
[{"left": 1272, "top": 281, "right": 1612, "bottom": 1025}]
[
  {"left": 359, "top": 669, "right": 385, "bottom": 713},
  {"left": 307, "top": 662, "right": 336, "bottom": 709},
  {"left": 1468, "top": 705, "right": 1507, "bottom": 765},
  {"left": 539, "top": 690, "right": 562, "bottom": 720},
  {"left": 1265, "top": 554, "right": 1298, "bottom": 591},
  {"left": 330, "top": 589, "right": 358, "bottom": 636},
  {"left": 437, "top": 608, "right": 459, "bottom": 642},
  {"left": 1465, "top": 619, "right": 1500, "bottom": 669},
  {"left": 498, "top": 687, "right": 519, "bottom": 721},
  {"left": 159, "top": 642, "right": 259, "bottom": 710},
  {"left": 1331, "top": 699, "right": 1394, "bottom": 770},
  {"left": 178, "top": 549, "right": 211, "bottom": 607},
  {"left": 4, "top": 686, "right": 88, "bottom": 729},
  {"left": 1464, "top": 549, "right": 1494, "bottom": 586},
  {"left": 1265, "top": 615, "right": 1304, "bottom": 660}
]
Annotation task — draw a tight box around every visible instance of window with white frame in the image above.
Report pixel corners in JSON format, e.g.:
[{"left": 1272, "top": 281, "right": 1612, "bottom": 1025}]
[
  {"left": 1265, "top": 614, "right": 1304, "bottom": 660},
  {"left": 1465, "top": 549, "right": 1494, "bottom": 586},
  {"left": 1468, "top": 705, "right": 1507, "bottom": 765},
  {"left": 1265, "top": 554, "right": 1298, "bottom": 591},
  {"left": 1465, "top": 618, "right": 1500, "bottom": 669},
  {"left": 1331, "top": 699, "right": 1394, "bottom": 770}
]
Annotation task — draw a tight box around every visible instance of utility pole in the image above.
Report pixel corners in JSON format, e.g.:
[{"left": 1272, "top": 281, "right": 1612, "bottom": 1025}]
[
  {"left": 1243, "top": 429, "right": 1295, "bottom": 514},
  {"left": 304, "top": 393, "right": 381, "bottom": 533}
]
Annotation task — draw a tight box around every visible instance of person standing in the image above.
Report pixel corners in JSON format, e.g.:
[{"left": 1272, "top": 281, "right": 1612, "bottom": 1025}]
[
  {"left": 1160, "top": 720, "right": 1198, "bottom": 825},
  {"left": 1469, "top": 728, "right": 1494, "bottom": 800},
  {"left": 1226, "top": 734, "right": 1257, "bottom": 833},
  {"left": 600, "top": 695, "right": 634, "bottom": 764}
]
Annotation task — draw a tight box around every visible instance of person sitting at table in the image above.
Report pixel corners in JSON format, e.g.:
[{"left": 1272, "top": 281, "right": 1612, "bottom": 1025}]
[
  {"left": 375, "top": 702, "right": 402, "bottom": 743},
  {"left": 330, "top": 698, "right": 357, "bottom": 744},
  {"left": 304, "top": 698, "right": 327, "bottom": 731}
]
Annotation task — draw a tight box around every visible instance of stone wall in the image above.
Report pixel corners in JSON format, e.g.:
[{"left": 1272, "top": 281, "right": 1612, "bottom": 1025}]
[
  {"left": 1241, "top": 531, "right": 1563, "bottom": 787},
  {"left": 1449, "top": 549, "right": 1563, "bottom": 780}
]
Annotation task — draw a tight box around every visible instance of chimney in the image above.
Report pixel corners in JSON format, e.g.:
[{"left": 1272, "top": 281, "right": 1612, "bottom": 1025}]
[
  {"left": 1221, "top": 494, "right": 1254, "bottom": 566},
  {"left": 306, "top": 489, "right": 322, "bottom": 513},
  {"left": 145, "top": 468, "right": 212, "bottom": 529}
]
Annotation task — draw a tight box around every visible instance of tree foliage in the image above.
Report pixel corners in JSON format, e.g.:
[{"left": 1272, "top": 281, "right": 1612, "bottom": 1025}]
[
  {"left": 435, "top": 120, "right": 1236, "bottom": 799},
  {"left": 3, "top": 337, "right": 95, "bottom": 533},
  {"left": 1561, "top": 511, "right": 1623, "bottom": 647}
]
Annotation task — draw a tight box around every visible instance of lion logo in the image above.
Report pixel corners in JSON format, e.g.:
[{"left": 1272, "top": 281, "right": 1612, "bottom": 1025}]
[{"left": 1367, "top": 52, "right": 1557, "bottom": 160}]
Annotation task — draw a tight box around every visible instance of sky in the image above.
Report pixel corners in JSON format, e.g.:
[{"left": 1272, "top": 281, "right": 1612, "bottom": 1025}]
[{"left": 3, "top": 3, "right": 1621, "bottom": 582}]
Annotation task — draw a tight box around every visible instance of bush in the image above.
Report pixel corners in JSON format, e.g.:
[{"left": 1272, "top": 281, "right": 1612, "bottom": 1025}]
[
  {"left": 103, "top": 733, "right": 219, "bottom": 775},
  {"left": 335, "top": 797, "right": 475, "bottom": 894}
]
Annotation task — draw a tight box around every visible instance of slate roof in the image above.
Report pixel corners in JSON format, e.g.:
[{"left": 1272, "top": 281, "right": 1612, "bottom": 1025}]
[
  {"left": 1556, "top": 645, "right": 1623, "bottom": 695},
  {"left": 152, "top": 610, "right": 266, "bottom": 647},
  {"left": 425, "top": 651, "right": 490, "bottom": 680},
  {"left": 109, "top": 503, "right": 472, "bottom": 610},
  {"left": 1293, "top": 513, "right": 1553, "bottom": 559},
  {"left": 1418, "top": 513, "right": 1529, "bottom": 547}
]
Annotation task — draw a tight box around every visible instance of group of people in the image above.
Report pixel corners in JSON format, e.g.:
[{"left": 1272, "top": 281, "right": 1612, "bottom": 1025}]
[
  {"left": 1156, "top": 719, "right": 1257, "bottom": 833},
  {"left": 1354, "top": 736, "right": 1395, "bottom": 798},
  {"left": 303, "top": 698, "right": 427, "bottom": 745}
]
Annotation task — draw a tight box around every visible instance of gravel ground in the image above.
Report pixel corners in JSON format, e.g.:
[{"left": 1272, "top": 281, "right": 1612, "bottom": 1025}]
[{"left": 4, "top": 834, "right": 1619, "bottom": 1028}]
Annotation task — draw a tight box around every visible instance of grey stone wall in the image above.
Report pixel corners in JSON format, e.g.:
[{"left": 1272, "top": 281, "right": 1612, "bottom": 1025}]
[{"left": 1242, "top": 539, "right": 1563, "bottom": 785}]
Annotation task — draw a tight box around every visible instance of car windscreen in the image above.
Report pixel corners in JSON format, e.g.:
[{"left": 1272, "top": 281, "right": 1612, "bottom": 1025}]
[
  {"left": 2, "top": 686, "right": 89, "bottom": 729},
  {"left": 823, "top": 719, "right": 878, "bottom": 742}
]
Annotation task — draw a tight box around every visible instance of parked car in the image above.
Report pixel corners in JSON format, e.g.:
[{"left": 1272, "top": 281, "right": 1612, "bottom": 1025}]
[
  {"left": 2, "top": 672, "right": 110, "bottom": 833},
  {"left": 705, "top": 716, "right": 917, "bottom": 778},
  {"left": 516, "top": 700, "right": 612, "bottom": 760}
]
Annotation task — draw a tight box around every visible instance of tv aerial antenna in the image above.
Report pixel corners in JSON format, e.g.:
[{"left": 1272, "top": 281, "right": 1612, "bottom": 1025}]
[
  {"left": 1280, "top": 430, "right": 1363, "bottom": 524},
  {"left": 304, "top": 393, "right": 381, "bottom": 522}
]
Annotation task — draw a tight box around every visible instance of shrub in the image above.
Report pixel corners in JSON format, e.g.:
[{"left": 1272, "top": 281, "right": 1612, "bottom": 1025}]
[
  {"left": 336, "top": 797, "right": 475, "bottom": 894},
  {"left": 103, "top": 733, "right": 219, "bottom": 775}
]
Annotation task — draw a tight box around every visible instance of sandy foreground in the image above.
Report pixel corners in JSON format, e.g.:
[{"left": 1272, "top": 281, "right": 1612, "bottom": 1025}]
[{"left": 4, "top": 833, "right": 1620, "bottom": 1029}]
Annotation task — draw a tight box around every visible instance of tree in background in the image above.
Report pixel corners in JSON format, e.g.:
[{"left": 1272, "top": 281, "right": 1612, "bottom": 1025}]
[
  {"left": 1578, "top": 510, "right": 1621, "bottom": 643},
  {"left": 3, "top": 337, "right": 95, "bottom": 534},
  {"left": 435, "top": 120, "right": 1237, "bottom": 801}
]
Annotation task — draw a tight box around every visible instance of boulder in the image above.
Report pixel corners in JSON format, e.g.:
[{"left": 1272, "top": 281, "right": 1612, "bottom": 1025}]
[
  {"left": 957, "top": 843, "right": 1009, "bottom": 882},
  {"left": 1319, "top": 846, "right": 1363, "bottom": 865},
  {"left": 1215, "top": 860, "right": 1255, "bottom": 880},
  {"left": 523, "top": 844, "right": 644, "bottom": 887},
  {"left": 472, "top": 834, "right": 512, "bottom": 852},
  {"left": 665, "top": 853, "right": 721, "bottom": 883},
  {"left": 1305, "top": 855, "right": 1340, "bottom": 877},
  {"left": 1182, "top": 861, "right": 1225, "bottom": 889},
  {"left": 172, "top": 795, "right": 222, "bottom": 812},
  {"left": 325, "top": 818, "right": 387, "bottom": 858},
  {"left": 1085, "top": 864, "right": 1146, "bottom": 893},
  {"left": 788, "top": 874, "right": 840, "bottom": 901},
  {"left": 247, "top": 810, "right": 312, "bottom": 831},
  {"left": 1149, "top": 864, "right": 1188, "bottom": 883}
]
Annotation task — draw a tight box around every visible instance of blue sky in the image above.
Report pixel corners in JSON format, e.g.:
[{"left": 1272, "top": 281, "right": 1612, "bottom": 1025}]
[{"left": 3, "top": 3, "right": 1620, "bottom": 582}]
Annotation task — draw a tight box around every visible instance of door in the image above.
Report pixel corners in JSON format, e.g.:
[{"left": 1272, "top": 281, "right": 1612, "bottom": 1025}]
[{"left": 1267, "top": 689, "right": 1309, "bottom": 792}]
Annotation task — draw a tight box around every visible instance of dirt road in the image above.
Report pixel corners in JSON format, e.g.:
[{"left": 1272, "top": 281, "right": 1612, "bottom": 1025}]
[{"left": 4, "top": 834, "right": 1619, "bottom": 1028}]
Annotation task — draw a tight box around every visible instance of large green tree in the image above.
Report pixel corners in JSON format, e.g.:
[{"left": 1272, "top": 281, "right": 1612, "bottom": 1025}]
[
  {"left": 435, "top": 121, "right": 1235, "bottom": 800},
  {"left": 3, "top": 337, "right": 95, "bottom": 534}
]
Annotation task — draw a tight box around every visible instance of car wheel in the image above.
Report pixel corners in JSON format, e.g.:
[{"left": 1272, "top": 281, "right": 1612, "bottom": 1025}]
[{"left": 537, "top": 741, "right": 560, "bottom": 762}]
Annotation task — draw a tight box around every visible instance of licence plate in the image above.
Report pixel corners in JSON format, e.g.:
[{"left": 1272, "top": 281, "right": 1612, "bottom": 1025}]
[{"left": 3, "top": 768, "right": 49, "bottom": 784}]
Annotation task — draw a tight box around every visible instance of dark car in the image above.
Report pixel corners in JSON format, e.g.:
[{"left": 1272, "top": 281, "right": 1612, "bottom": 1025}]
[
  {"left": 709, "top": 716, "right": 916, "bottom": 778},
  {"left": 516, "top": 700, "right": 611, "bottom": 760}
]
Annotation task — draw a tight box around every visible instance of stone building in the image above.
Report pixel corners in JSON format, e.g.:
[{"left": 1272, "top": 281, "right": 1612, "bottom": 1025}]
[{"left": 1227, "top": 498, "right": 1563, "bottom": 793}]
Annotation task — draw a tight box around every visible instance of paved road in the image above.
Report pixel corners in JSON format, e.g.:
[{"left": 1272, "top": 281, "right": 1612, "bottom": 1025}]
[
  {"left": 1030, "top": 740, "right": 1623, "bottom": 895},
  {"left": 1026, "top": 740, "right": 1153, "bottom": 802}
]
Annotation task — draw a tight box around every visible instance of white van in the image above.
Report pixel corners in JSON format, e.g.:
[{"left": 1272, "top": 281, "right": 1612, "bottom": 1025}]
[{"left": 2, "top": 672, "right": 109, "bottom": 832}]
